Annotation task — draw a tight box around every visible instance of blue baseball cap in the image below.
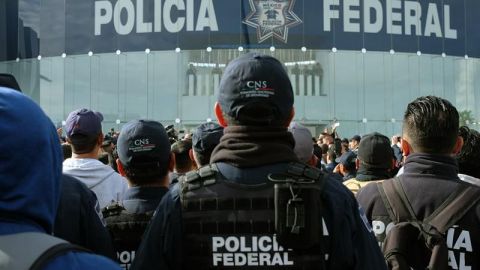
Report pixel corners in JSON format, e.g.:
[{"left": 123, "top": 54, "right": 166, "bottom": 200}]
[
  {"left": 192, "top": 122, "right": 224, "bottom": 154},
  {"left": 65, "top": 108, "right": 104, "bottom": 138}
]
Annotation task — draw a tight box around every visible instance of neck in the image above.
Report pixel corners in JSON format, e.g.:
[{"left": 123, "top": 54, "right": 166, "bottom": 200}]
[
  {"left": 128, "top": 177, "right": 169, "bottom": 188},
  {"left": 72, "top": 151, "right": 99, "bottom": 159}
]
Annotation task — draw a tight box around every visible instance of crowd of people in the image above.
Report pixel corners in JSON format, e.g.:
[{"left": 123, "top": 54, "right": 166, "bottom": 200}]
[{"left": 0, "top": 53, "right": 480, "bottom": 270}]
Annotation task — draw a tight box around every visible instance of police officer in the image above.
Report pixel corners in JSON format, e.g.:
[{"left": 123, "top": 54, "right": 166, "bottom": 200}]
[
  {"left": 357, "top": 96, "right": 480, "bottom": 269},
  {"left": 104, "top": 120, "right": 174, "bottom": 269},
  {"left": 131, "top": 53, "right": 386, "bottom": 270}
]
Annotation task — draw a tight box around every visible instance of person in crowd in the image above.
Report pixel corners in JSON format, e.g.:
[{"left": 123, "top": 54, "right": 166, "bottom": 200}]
[
  {"left": 0, "top": 87, "right": 120, "bottom": 269},
  {"left": 63, "top": 108, "right": 128, "bottom": 209},
  {"left": 318, "top": 132, "right": 334, "bottom": 146},
  {"left": 334, "top": 151, "right": 357, "bottom": 181},
  {"left": 324, "top": 149, "right": 337, "bottom": 173},
  {"left": 343, "top": 132, "right": 395, "bottom": 195},
  {"left": 190, "top": 122, "right": 223, "bottom": 168},
  {"left": 457, "top": 126, "right": 480, "bottom": 184},
  {"left": 288, "top": 122, "right": 318, "bottom": 166},
  {"left": 55, "top": 174, "right": 116, "bottom": 259},
  {"left": 104, "top": 120, "right": 173, "bottom": 269},
  {"left": 170, "top": 139, "right": 195, "bottom": 184},
  {"left": 349, "top": 135, "right": 361, "bottom": 153},
  {"left": 131, "top": 53, "right": 386, "bottom": 270},
  {"left": 357, "top": 96, "right": 480, "bottom": 268}
]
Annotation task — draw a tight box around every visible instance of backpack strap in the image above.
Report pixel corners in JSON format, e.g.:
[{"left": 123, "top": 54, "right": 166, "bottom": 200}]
[
  {"left": 426, "top": 184, "right": 480, "bottom": 233},
  {"left": 0, "top": 232, "right": 89, "bottom": 270},
  {"left": 377, "top": 177, "right": 417, "bottom": 223}
]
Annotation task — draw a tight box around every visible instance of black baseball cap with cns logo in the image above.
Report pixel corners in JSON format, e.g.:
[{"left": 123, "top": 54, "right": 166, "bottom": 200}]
[
  {"left": 117, "top": 120, "right": 170, "bottom": 169},
  {"left": 217, "top": 53, "right": 294, "bottom": 124}
]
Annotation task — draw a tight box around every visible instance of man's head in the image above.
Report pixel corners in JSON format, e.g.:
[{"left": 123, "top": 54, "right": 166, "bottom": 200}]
[
  {"left": 214, "top": 53, "right": 294, "bottom": 127},
  {"left": 457, "top": 126, "right": 480, "bottom": 178},
  {"left": 356, "top": 132, "right": 395, "bottom": 171},
  {"left": 65, "top": 108, "right": 104, "bottom": 154},
  {"left": 320, "top": 132, "right": 334, "bottom": 145},
  {"left": 191, "top": 122, "right": 224, "bottom": 167},
  {"left": 116, "top": 120, "right": 173, "bottom": 186},
  {"left": 0, "top": 87, "right": 62, "bottom": 233},
  {"left": 171, "top": 140, "right": 195, "bottom": 173},
  {"left": 288, "top": 122, "right": 316, "bottom": 165},
  {"left": 402, "top": 96, "right": 462, "bottom": 155},
  {"left": 391, "top": 135, "right": 401, "bottom": 145},
  {"left": 336, "top": 151, "right": 357, "bottom": 176},
  {"left": 349, "top": 135, "right": 361, "bottom": 150}
]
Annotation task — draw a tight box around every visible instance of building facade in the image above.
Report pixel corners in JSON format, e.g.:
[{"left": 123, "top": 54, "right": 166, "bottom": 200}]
[{"left": 1, "top": 0, "right": 479, "bottom": 137}]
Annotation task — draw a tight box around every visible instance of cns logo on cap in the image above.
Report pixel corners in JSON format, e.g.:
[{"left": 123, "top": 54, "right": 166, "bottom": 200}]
[{"left": 243, "top": 0, "right": 302, "bottom": 43}]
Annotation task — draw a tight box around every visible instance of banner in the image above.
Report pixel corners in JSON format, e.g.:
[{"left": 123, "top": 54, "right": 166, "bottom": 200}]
[{"left": 16, "top": 0, "right": 480, "bottom": 58}]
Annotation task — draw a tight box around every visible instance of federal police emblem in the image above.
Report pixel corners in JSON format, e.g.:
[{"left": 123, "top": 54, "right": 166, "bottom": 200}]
[{"left": 243, "top": 0, "right": 302, "bottom": 43}]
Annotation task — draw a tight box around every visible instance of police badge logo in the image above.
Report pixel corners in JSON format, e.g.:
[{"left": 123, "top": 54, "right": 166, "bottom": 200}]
[{"left": 243, "top": 0, "right": 302, "bottom": 43}]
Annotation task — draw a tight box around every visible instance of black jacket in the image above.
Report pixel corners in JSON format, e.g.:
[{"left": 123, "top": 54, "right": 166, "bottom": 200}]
[
  {"left": 131, "top": 126, "right": 386, "bottom": 270},
  {"left": 357, "top": 153, "right": 480, "bottom": 269},
  {"left": 54, "top": 174, "right": 116, "bottom": 259}
]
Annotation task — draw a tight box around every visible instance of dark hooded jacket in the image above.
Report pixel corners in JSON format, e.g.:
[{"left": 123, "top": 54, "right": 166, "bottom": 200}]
[{"left": 0, "top": 87, "right": 120, "bottom": 269}]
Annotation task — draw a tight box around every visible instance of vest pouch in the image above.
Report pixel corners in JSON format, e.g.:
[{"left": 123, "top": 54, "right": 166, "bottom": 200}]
[{"left": 274, "top": 182, "right": 322, "bottom": 250}]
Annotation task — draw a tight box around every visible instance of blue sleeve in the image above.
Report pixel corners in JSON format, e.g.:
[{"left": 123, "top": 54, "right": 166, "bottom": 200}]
[
  {"left": 44, "top": 252, "right": 121, "bottom": 270},
  {"left": 130, "top": 185, "right": 184, "bottom": 270}
]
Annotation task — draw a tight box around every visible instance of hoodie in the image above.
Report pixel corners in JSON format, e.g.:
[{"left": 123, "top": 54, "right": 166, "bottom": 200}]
[
  {"left": 0, "top": 87, "right": 119, "bottom": 270},
  {"left": 63, "top": 158, "right": 128, "bottom": 209}
]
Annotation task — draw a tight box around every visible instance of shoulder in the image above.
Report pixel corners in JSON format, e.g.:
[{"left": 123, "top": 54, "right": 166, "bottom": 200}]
[{"left": 44, "top": 252, "right": 120, "bottom": 270}]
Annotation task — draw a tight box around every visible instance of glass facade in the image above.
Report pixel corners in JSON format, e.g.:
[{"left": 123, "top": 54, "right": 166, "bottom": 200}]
[{"left": 1, "top": 0, "right": 479, "bottom": 137}]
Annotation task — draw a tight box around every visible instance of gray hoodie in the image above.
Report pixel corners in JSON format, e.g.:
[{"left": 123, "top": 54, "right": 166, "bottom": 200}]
[{"left": 63, "top": 158, "right": 128, "bottom": 209}]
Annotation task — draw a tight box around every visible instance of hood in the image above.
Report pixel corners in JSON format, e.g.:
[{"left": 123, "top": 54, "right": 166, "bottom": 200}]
[
  {"left": 63, "top": 158, "right": 117, "bottom": 188},
  {"left": 0, "top": 87, "right": 62, "bottom": 233}
]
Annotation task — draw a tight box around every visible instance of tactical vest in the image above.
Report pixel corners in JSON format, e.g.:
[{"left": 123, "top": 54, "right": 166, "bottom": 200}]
[
  {"left": 179, "top": 162, "right": 328, "bottom": 269},
  {"left": 103, "top": 204, "right": 154, "bottom": 270}
]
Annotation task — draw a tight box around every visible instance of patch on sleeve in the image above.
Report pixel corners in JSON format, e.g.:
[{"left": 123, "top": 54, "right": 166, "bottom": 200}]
[{"left": 358, "top": 206, "right": 373, "bottom": 233}]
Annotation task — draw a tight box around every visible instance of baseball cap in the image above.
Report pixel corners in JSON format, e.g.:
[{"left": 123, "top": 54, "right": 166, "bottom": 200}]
[
  {"left": 357, "top": 132, "right": 394, "bottom": 169},
  {"left": 350, "top": 135, "right": 361, "bottom": 142},
  {"left": 218, "top": 53, "right": 293, "bottom": 123},
  {"left": 192, "top": 122, "right": 224, "bottom": 154},
  {"left": 117, "top": 120, "right": 170, "bottom": 169},
  {"left": 288, "top": 122, "right": 313, "bottom": 163},
  {"left": 335, "top": 151, "right": 357, "bottom": 166},
  {"left": 65, "top": 108, "right": 103, "bottom": 138}
]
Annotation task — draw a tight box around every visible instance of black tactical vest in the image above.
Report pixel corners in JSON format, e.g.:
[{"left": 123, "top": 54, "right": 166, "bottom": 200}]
[
  {"left": 103, "top": 204, "right": 154, "bottom": 270},
  {"left": 179, "top": 162, "right": 328, "bottom": 269}
]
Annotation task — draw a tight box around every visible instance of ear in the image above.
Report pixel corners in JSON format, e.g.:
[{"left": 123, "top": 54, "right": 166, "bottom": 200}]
[
  {"left": 189, "top": 149, "right": 195, "bottom": 162},
  {"left": 452, "top": 136, "right": 464, "bottom": 155},
  {"left": 401, "top": 138, "right": 411, "bottom": 157},
  {"left": 116, "top": 159, "right": 126, "bottom": 177},
  {"left": 308, "top": 155, "right": 318, "bottom": 167},
  {"left": 284, "top": 107, "right": 295, "bottom": 127},
  {"left": 355, "top": 158, "right": 360, "bottom": 170},
  {"left": 390, "top": 158, "right": 396, "bottom": 170},
  {"left": 168, "top": 152, "right": 176, "bottom": 172},
  {"left": 97, "top": 133, "right": 104, "bottom": 146},
  {"left": 214, "top": 102, "right": 227, "bottom": 127}
]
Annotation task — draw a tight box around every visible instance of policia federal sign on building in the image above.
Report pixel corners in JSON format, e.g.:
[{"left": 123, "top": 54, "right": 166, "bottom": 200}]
[{"left": 32, "top": 0, "right": 480, "bottom": 59}]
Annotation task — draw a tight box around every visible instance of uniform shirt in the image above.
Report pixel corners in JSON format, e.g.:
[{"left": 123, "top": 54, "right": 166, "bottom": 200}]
[
  {"left": 357, "top": 153, "right": 480, "bottom": 270},
  {"left": 131, "top": 162, "right": 387, "bottom": 270},
  {"left": 122, "top": 186, "right": 169, "bottom": 214}
]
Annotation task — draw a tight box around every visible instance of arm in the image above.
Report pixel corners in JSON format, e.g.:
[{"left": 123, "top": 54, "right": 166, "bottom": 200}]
[{"left": 130, "top": 188, "right": 183, "bottom": 270}]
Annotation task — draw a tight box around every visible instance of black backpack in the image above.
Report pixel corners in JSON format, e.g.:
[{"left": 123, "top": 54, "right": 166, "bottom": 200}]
[{"left": 377, "top": 178, "right": 480, "bottom": 270}]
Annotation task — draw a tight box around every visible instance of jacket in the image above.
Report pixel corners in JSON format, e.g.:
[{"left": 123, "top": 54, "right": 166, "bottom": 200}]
[
  {"left": 0, "top": 87, "right": 120, "bottom": 270},
  {"left": 54, "top": 174, "right": 116, "bottom": 259},
  {"left": 131, "top": 126, "right": 386, "bottom": 270},
  {"left": 357, "top": 153, "right": 480, "bottom": 269},
  {"left": 63, "top": 158, "right": 128, "bottom": 209}
]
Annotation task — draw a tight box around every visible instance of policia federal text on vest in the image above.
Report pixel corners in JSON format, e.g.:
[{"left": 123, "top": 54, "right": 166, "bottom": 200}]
[{"left": 179, "top": 162, "right": 327, "bottom": 269}]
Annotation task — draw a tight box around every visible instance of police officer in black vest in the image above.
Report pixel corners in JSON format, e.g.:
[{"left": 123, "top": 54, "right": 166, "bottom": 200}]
[
  {"left": 131, "top": 53, "right": 386, "bottom": 270},
  {"left": 103, "top": 119, "right": 174, "bottom": 269}
]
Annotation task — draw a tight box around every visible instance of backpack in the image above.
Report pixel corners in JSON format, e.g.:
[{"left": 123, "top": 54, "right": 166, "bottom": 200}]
[
  {"left": 103, "top": 203, "right": 155, "bottom": 267},
  {"left": 377, "top": 178, "right": 480, "bottom": 270},
  {"left": 0, "top": 232, "right": 89, "bottom": 270}
]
